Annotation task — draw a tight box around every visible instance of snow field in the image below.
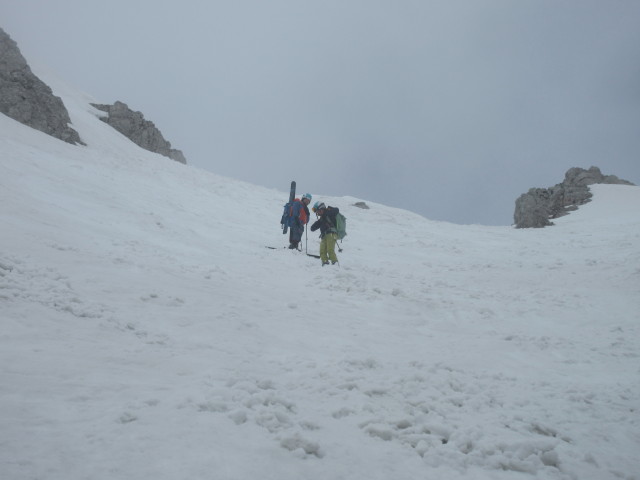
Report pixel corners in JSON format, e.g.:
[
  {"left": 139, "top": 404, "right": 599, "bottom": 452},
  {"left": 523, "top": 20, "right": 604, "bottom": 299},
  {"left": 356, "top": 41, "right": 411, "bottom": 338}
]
[{"left": 1, "top": 68, "right": 639, "bottom": 480}]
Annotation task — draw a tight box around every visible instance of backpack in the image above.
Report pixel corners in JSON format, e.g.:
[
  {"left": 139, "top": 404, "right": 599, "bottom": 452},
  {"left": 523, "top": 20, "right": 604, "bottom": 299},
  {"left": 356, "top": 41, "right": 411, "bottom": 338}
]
[
  {"left": 280, "top": 201, "right": 293, "bottom": 232},
  {"left": 334, "top": 212, "right": 347, "bottom": 240},
  {"left": 280, "top": 199, "right": 306, "bottom": 230}
]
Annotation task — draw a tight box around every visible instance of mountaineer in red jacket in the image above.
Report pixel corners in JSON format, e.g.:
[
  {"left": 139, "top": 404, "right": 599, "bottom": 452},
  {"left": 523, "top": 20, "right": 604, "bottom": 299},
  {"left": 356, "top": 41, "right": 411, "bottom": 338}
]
[{"left": 285, "top": 193, "right": 312, "bottom": 250}]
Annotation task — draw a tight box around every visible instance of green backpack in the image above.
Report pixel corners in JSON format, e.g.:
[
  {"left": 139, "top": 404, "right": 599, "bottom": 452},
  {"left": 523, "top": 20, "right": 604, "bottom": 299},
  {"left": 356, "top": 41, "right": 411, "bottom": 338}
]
[{"left": 334, "top": 212, "right": 347, "bottom": 240}]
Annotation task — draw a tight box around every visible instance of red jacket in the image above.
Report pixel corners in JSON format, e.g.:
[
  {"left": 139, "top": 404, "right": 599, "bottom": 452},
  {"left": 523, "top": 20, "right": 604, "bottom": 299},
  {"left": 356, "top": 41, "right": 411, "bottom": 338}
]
[{"left": 290, "top": 199, "right": 309, "bottom": 225}]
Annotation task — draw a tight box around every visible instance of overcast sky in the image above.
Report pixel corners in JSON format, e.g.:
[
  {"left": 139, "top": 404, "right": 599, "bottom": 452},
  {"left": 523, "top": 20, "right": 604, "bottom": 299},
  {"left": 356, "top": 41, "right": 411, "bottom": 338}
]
[{"left": 2, "top": 0, "right": 639, "bottom": 225}]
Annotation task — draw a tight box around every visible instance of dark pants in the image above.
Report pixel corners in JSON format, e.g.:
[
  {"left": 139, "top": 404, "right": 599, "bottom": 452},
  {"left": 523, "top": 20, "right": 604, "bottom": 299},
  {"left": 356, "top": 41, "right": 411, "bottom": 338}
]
[{"left": 289, "top": 223, "right": 304, "bottom": 246}]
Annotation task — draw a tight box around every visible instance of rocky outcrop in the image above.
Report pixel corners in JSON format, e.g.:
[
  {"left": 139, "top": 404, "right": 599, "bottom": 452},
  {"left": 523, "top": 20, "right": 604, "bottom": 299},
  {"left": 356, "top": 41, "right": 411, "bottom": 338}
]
[
  {"left": 91, "top": 101, "right": 186, "bottom": 164},
  {"left": 514, "top": 167, "right": 635, "bottom": 228},
  {"left": 0, "top": 28, "right": 83, "bottom": 145}
]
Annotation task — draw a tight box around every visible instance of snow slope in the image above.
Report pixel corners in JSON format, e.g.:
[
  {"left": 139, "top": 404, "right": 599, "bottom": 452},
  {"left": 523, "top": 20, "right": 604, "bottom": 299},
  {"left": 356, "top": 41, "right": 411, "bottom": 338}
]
[{"left": 1, "top": 70, "right": 639, "bottom": 480}]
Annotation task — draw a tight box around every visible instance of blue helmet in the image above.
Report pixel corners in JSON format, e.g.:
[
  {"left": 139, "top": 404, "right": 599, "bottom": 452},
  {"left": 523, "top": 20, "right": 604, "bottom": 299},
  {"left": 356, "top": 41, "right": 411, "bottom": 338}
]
[
  {"left": 312, "top": 201, "right": 326, "bottom": 212},
  {"left": 302, "top": 193, "right": 312, "bottom": 201}
]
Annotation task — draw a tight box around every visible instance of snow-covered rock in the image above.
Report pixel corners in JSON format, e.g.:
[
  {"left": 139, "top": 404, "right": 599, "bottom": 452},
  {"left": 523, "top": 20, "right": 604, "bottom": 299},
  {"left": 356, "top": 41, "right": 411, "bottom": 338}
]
[{"left": 514, "top": 166, "right": 634, "bottom": 228}]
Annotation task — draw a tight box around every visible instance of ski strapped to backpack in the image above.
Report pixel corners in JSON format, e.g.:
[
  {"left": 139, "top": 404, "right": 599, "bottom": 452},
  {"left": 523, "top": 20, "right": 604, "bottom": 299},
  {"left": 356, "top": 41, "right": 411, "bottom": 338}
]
[{"left": 280, "top": 180, "right": 296, "bottom": 234}]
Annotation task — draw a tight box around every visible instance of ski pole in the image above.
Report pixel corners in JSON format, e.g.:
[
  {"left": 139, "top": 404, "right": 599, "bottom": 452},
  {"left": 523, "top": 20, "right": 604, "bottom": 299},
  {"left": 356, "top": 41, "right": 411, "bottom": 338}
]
[{"left": 334, "top": 236, "right": 343, "bottom": 253}]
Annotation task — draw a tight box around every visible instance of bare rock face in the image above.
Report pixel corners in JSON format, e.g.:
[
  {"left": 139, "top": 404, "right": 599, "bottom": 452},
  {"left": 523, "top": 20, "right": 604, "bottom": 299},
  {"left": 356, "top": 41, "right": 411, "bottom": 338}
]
[
  {"left": 514, "top": 167, "right": 634, "bottom": 228},
  {"left": 0, "top": 28, "right": 83, "bottom": 145},
  {"left": 513, "top": 188, "right": 555, "bottom": 228},
  {"left": 92, "top": 101, "right": 187, "bottom": 164}
]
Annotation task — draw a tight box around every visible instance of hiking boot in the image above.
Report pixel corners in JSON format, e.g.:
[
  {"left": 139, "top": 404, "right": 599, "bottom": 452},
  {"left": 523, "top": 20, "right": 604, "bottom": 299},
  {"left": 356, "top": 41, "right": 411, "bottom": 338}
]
[{"left": 322, "top": 261, "right": 330, "bottom": 266}]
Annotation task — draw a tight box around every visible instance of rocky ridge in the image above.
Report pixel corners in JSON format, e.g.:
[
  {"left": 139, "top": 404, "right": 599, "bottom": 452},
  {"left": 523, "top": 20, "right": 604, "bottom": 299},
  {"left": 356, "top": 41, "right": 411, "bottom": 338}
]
[
  {"left": 513, "top": 166, "right": 634, "bottom": 228},
  {"left": 0, "top": 27, "right": 83, "bottom": 145},
  {"left": 1, "top": 27, "right": 185, "bottom": 164},
  {"left": 92, "top": 101, "right": 187, "bottom": 164}
]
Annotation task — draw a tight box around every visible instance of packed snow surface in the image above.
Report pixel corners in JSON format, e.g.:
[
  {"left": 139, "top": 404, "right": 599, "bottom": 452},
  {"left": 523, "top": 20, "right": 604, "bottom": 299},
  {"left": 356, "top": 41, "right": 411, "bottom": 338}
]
[{"left": 1, "top": 70, "right": 639, "bottom": 480}]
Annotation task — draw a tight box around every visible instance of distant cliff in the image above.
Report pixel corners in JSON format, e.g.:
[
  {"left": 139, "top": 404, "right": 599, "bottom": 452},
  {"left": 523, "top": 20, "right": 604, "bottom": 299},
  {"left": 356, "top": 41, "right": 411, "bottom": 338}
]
[
  {"left": 514, "top": 167, "right": 635, "bottom": 228},
  {"left": 92, "top": 101, "right": 187, "bottom": 164},
  {"left": 0, "top": 27, "right": 83, "bottom": 145},
  {"left": 1, "top": 27, "right": 186, "bottom": 164}
]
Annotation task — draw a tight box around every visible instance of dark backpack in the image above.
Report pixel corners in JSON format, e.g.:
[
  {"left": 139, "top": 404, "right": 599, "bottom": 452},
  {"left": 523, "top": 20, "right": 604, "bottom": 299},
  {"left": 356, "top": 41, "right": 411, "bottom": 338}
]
[{"left": 280, "top": 202, "right": 293, "bottom": 232}]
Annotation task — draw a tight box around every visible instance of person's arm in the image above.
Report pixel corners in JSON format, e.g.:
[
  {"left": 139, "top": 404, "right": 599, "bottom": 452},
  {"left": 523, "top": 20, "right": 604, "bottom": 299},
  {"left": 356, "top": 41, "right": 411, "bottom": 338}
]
[{"left": 310, "top": 218, "right": 321, "bottom": 231}]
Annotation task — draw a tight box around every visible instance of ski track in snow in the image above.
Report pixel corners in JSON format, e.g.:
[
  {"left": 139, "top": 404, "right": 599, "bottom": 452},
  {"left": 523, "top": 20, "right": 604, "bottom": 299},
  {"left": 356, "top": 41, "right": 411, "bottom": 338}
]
[{"left": 1, "top": 67, "right": 639, "bottom": 480}]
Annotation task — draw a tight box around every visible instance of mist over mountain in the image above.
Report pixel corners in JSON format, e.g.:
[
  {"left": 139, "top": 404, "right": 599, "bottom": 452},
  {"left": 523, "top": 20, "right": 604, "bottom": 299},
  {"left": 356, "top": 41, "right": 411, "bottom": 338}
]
[{"left": 3, "top": 1, "right": 640, "bottom": 226}]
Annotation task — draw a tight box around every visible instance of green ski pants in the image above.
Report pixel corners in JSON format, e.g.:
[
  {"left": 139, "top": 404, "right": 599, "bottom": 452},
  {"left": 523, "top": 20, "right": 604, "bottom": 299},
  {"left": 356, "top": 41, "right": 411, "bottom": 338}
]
[{"left": 320, "top": 233, "right": 338, "bottom": 264}]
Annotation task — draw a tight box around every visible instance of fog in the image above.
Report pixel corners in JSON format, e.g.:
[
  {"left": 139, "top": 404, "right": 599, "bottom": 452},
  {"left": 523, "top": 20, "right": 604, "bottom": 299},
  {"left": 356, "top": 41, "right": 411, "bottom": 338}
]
[{"left": 2, "top": 0, "right": 639, "bottom": 224}]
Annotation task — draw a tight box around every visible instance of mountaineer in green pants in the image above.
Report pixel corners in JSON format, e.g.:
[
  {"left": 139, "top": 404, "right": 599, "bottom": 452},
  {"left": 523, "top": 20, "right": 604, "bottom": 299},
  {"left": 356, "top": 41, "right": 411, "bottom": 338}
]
[{"left": 310, "top": 201, "right": 339, "bottom": 266}]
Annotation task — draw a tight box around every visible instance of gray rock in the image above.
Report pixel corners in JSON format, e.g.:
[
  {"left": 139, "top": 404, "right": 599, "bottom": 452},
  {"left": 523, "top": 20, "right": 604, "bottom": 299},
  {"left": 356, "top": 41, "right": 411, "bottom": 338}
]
[
  {"left": 514, "top": 167, "right": 634, "bottom": 228},
  {"left": 563, "top": 166, "right": 633, "bottom": 187},
  {"left": 92, "top": 101, "right": 187, "bottom": 164},
  {"left": 353, "top": 202, "right": 370, "bottom": 209},
  {"left": 514, "top": 188, "right": 554, "bottom": 228},
  {"left": 0, "top": 27, "right": 83, "bottom": 145}
]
